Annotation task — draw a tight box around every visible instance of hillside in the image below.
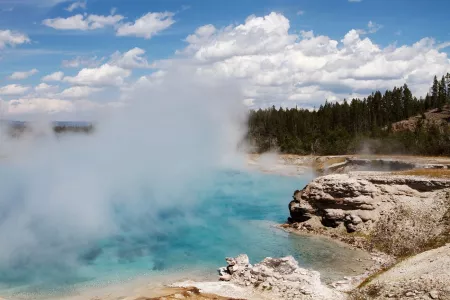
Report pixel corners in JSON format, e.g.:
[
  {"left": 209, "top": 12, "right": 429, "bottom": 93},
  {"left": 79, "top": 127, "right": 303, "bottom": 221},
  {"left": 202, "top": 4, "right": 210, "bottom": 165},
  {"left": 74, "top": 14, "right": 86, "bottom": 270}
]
[{"left": 391, "top": 105, "right": 450, "bottom": 132}]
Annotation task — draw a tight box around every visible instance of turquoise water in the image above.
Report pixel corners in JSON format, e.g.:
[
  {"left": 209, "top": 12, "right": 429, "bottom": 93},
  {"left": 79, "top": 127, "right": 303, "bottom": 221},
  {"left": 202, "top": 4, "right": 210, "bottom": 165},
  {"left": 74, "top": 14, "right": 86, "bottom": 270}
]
[{"left": 0, "top": 170, "right": 369, "bottom": 298}]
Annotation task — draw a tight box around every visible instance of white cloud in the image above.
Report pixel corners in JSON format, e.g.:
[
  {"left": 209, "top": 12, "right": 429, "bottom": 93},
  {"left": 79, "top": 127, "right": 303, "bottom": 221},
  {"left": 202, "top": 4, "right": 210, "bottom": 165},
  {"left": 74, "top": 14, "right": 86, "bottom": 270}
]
[
  {"left": 116, "top": 12, "right": 175, "bottom": 39},
  {"left": 88, "top": 14, "right": 124, "bottom": 29},
  {"left": 9, "top": 69, "right": 38, "bottom": 80},
  {"left": 0, "top": 84, "right": 30, "bottom": 96},
  {"left": 7, "top": 11, "right": 450, "bottom": 115},
  {"left": 164, "top": 12, "right": 450, "bottom": 108},
  {"left": 43, "top": 13, "right": 124, "bottom": 30},
  {"left": 43, "top": 14, "right": 88, "bottom": 30},
  {"left": 297, "top": 10, "right": 305, "bottom": 16},
  {"left": 63, "top": 63, "right": 131, "bottom": 86},
  {"left": 0, "top": 30, "right": 30, "bottom": 48},
  {"left": 59, "top": 86, "right": 102, "bottom": 98},
  {"left": 35, "top": 83, "right": 59, "bottom": 93},
  {"left": 183, "top": 13, "right": 296, "bottom": 61},
  {"left": 1, "top": 98, "right": 75, "bottom": 115},
  {"left": 62, "top": 56, "right": 103, "bottom": 68},
  {"left": 65, "top": 0, "right": 86, "bottom": 12},
  {"left": 109, "top": 48, "right": 152, "bottom": 69},
  {"left": 42, "top": 71, "right": 64, "bottom": 82},
  {"left": 367, "top": 21, "right": 382, "bottom": 33}
]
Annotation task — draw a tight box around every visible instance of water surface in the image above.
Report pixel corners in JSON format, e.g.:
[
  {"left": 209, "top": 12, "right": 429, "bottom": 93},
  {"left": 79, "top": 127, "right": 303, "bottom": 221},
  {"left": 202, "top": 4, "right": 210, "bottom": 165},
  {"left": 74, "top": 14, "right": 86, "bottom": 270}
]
[{"left": 0, "top": 170, "right": 371, "bottom": 299}]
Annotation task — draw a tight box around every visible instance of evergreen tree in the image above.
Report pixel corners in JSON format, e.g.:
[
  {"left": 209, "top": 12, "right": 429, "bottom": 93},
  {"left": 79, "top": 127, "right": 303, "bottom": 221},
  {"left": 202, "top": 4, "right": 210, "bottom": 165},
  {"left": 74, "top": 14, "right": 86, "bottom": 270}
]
[
  {"left": 432, "top": 75, "right": 439, "bottom": 108},
  {"left": 247, "top": 73, "right": 449, "bottom": 156},
  {"left": 439, "top": 75, "right": 447, "bottom": 109}
]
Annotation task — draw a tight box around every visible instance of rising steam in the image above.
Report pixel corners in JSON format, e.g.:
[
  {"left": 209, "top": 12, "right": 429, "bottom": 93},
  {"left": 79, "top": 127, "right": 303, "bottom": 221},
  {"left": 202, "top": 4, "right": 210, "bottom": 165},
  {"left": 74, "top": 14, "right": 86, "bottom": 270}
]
[{"left": 0, "top": 65, "right": 248, "bottom": 286}]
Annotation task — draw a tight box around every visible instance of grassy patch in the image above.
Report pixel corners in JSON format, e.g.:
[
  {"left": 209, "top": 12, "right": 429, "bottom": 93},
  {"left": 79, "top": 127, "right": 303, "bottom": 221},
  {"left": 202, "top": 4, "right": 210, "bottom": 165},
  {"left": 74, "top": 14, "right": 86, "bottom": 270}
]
[{"left": 391, "top": 168, "right": 450, "bottom": 178}]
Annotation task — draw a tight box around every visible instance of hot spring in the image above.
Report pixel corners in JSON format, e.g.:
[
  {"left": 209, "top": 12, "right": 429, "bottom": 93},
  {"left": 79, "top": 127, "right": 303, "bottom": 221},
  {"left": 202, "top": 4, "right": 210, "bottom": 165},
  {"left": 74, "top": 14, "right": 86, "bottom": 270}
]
[
  {"left": 0, "top": 166, "right": 373, "bottom": 299},
  {"left": 0, "top": 71, "right": 372, "bottom": 299}
]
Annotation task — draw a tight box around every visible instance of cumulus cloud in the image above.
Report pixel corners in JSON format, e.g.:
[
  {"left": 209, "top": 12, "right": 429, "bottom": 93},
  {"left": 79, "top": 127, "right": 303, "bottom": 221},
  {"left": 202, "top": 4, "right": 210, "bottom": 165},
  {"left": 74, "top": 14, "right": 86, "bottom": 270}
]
[
  {"left": 65, "top": 0, "right": 86, "bottom": 12},
  {"left": 35, "top": 83, "right": 59, "bottom": 93},
  {"left": 1, "top": 98, "right": 75, "bottom": 115},
  {"left": 7, "top": 11, "right": 450, "bottom": 114},
  {"left": 0, "top": 84, "right": 30, "bottom": 96},
  {"left": 63, "top": 63, "right": 131, "bottom": 86},
  {"left": 42, "top": 71, "right": 64, "bottom": 82},
  {"left": 166, "top": 12, "right": 450, "bottom": 108},
  {"left": 59, "top": 86, "right": 102, "bottom": 98},
  {"left": 0, "top": 30, "right": 30, "bottom": 48},
  {"left": 116, "top": 12, "right": 175, "bottom": 39},
  {"left": 62, "top": 56, "right": 104, "bottom": 68},
  {"left": 109, "top": 47, "right": 152, "bottom": 69},
  {"left": 43, "top": 13, "right": 124, "bottom": 30},
  {"left": 8, "top": 69, "right": 39, "bottom": 80},
  {"left": 182, "top": 13, "right": 296, "bottom": 61}
]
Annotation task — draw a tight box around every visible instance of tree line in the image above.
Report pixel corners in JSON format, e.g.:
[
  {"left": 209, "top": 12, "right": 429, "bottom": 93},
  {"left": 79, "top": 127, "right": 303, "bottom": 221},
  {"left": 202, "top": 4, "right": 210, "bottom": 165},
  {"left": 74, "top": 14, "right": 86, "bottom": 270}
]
[{"left": 247, "top": 74, "right": 450, "bottom": 156}]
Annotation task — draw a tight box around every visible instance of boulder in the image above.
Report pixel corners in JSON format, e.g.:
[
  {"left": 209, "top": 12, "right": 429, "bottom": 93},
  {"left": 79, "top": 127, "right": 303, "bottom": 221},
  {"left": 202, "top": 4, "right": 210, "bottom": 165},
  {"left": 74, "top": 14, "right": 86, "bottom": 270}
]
[{"left": 218, "top": 254, "right": 344, "bottom": 300}]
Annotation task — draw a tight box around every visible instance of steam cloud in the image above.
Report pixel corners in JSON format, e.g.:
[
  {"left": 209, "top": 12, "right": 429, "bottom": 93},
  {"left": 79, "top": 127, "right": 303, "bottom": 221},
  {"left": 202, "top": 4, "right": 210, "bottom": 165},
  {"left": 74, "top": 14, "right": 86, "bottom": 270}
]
[{"left": 0, "top": 64, "right": 248, "bottom": 286}]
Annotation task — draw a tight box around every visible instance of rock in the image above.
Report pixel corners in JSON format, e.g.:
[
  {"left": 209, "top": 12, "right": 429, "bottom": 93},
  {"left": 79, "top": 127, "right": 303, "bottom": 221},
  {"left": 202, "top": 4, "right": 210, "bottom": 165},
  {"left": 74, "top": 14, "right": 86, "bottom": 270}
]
[
  {"left": 357, "top": 210, "right": 377, "bottom": 222},
  {"left": 219, "top": 274, "right": 231, "bottom": 281},
  {"left": 218, "top": 254, "right": 344, "bottom": 300},
  {"left": 429, "top": 290, "right": 439, "bottom": 299},
  {"left": 218, "top": 267, "right": 228, "bottom": 276},
  {"left": 234, "top": 254, "right": 250, "bottom": 266},
  {"left": 350, "top": 214, "right": 363, "bottom": 225},
  {"left": 346, "top": 223, "right": 357, "bottom": 233},
  {"left": 322, "top": 209, "right": 346, "bottom": 227},
  {"left": 288, "top": 172, "right": 450, "bottom": 237},
  {"left": 289, "top": 199, "right": 314, "bottom": 222},
  {"left": 357, "top": 244, "right": 450, "bottom": 300}
]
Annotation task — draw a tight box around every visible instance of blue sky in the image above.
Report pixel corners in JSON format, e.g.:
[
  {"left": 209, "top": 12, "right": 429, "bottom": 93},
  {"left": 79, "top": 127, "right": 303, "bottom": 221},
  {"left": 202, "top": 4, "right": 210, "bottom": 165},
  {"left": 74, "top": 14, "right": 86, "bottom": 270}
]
[{"left": 0, "top": 0, "right": 450, "bottom": 117}]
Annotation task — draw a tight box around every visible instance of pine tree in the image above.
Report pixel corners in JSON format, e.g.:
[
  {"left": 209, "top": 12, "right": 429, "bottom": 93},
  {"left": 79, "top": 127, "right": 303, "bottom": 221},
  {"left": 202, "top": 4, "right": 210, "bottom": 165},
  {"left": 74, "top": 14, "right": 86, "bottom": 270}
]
[
  {"left": 446, "top": 73, "right": 450, "bottom": 103},
  {"left": 247, "top": 73, "right": 449, "bottom": 156},
  {"left": 432, "top": 76, "right": 439, "bottom": 108},
  {"left": 439, "top": 75, "right": 447, "bottom": 109},
  {"left": 403, "top": 84, "right": 413, "bottom": 118}
]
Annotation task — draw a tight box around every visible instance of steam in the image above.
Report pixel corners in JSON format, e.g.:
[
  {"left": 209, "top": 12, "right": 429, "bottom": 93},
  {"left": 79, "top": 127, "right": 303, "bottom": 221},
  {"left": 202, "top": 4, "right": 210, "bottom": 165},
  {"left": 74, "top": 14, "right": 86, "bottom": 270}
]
[{"left": 0, "top": 65, "right": 247, "bottom": 285}]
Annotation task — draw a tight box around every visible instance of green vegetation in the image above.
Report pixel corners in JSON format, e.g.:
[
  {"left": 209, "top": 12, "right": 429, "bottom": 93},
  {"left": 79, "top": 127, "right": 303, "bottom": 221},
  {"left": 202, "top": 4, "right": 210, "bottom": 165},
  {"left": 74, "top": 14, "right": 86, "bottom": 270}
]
[{"left": 248, "top": 74, "right": 450, "bottom": 155}]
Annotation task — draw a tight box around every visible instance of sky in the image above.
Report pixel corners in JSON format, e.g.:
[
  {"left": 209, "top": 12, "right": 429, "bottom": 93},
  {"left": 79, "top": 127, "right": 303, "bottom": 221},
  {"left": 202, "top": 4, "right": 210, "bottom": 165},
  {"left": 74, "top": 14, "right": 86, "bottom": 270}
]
[{"left": 1, "top": 0, "right": 450, "bottom": 119}]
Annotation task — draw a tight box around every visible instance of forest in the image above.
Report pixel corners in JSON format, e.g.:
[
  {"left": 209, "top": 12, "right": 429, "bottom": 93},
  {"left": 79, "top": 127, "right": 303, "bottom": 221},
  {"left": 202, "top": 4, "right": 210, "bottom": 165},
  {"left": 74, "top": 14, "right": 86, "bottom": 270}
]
[{"left": 247, "top": 74, "right": 450, "bottom": 156}]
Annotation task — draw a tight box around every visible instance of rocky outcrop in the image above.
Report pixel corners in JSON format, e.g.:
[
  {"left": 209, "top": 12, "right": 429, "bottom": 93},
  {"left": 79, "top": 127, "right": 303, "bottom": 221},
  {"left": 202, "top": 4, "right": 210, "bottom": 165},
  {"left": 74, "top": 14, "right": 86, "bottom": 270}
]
[
  {"left": 351, "top": 244, "right": 450, "bottom": 300},
  {"left": 289, "top": 173, "right": 450, "bottom": 236},
  {"left": 218, "top": 254, "right": 344, "bottom": 300}
]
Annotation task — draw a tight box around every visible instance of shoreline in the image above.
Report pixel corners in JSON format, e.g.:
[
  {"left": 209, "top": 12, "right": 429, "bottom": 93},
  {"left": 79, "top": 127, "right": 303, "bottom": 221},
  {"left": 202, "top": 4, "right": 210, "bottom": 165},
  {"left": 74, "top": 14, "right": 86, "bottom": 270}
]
[
  {"left": 278, "top": 224, "right": 395, "bottom": 292},
  {"left": 4, "top": 154, "right": 448, "bottom": 300},
  {"left": 53, "top": 224, "right": 375, "bottom": 300},
  {"left": 279, "top": 154, "right": 450, "bottom": 299}
]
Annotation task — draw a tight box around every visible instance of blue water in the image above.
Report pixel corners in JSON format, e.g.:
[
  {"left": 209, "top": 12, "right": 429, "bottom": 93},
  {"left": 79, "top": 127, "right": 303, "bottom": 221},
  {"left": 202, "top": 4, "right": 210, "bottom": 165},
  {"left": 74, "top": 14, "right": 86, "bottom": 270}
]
[{"left": 0, "top": 170, "right": 369, "bottom": 298}]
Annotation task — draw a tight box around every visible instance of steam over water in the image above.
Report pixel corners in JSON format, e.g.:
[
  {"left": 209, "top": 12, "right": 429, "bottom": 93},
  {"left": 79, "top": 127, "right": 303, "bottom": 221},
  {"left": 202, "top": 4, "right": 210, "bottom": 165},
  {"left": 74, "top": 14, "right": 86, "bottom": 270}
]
[
  {"left": 0, "top": 169, "right": 371, "bottom": 299},
  {"left": 0, "top": 68, "right": 370, "bottom": 298}
]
